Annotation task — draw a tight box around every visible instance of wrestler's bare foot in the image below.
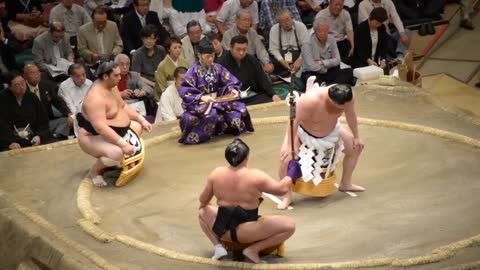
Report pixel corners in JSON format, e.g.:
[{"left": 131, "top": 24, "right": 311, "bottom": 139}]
[
  {"left": 277, "top": 197, "right": 292, "bottom": 210},
  {"left": 338, "top": 184, "right": 365, "bottom": 192},
  {"left": 90, "top": 175, "right": 108, "bottom": 187},
  {"left": 242, "top": 248, "right": 264, "bottom": 264}
]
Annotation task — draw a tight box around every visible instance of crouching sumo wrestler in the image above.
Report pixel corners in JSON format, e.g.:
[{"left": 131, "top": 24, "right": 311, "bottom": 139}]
[
  {"left": 77, "top": 62, "right": 152, "bottom": 187},
  {"left": 198, "top": 139, "right": 302, "bottom": 263}
]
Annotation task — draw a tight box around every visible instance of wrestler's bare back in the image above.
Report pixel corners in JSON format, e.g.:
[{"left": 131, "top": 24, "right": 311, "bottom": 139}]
[
  {"left": 297, "top": 87, "right": 347, "bottom": 137},
  {"left": 209, "top": 167, "right": 268, "bottom": 210},
  {"left": 82, "top": 82, "right": 130, "bottom": 128}
]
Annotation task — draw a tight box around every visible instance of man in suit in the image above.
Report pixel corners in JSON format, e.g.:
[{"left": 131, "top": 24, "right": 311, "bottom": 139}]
[
  {"left": 77, "top": 7, "right": 123, "bottom": 65},
  {"left": 32, "top": 21, "right": 74, "bottom": 78},
  {"left": 181, "top": 20, "right": 205, "bottom": 66},
  {"left": 23, "top": 63, "right": 73, "bottom": 139},
  {"left": 120, "top": 0, "right": 169, "bottom": 55},
  {"left": 0, "top": 24, "right": 17, "bottom": 88}
]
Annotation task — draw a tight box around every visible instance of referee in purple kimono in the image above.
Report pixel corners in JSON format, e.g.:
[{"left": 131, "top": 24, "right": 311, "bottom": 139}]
[{"left": 178, "top": 37, "right": 254, "bottom": 144}]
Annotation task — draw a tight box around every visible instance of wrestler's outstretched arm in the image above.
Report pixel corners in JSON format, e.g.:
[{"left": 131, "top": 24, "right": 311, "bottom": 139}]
[
  {"left": 112, "top": 86, "right": 152, "bottom": 133},
  {"left": 256, "top": 169, "right": 293, "bottom": 196},
  {"left": 343, "top": 96, "right": 363, "bottom": 150}
]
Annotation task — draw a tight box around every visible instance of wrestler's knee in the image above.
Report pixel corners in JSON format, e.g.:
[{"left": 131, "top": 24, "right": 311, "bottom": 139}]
[
  {"left": 277, "top": 216, "right": 296, "bottom": 234},
  {"left": 105, "top": 147, "right": 124, "bottom": 162},
  {"left": 131, "top": 121, "right": 143, "bottom": 135}
]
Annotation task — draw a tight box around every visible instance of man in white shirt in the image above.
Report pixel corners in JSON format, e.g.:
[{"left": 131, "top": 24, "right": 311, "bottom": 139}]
[
  {"left": 215, "top": 0, "right": 259, "bottom": 34},
  {"left": 58, "top": 64, "right": 93, "bottom": 116},
  {"left": 156, "top": 66, "right": 187, "bottom": 123}
]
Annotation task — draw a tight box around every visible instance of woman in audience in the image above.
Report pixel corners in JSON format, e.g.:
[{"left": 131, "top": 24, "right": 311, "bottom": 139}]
[
  {"left": 155, "top": 36, "right": 189, "bottom": 102},
  {"left": 132, "top": 25, "right": 166, "bottom": 90},
  {"left": 351, "top": 7, "right": 389, "bottom": 74}
]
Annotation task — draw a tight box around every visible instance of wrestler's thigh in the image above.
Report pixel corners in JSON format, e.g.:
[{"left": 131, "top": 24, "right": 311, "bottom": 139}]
[
  {"left": 234, "top": 216, "right": 295, "bottom": 243},
  {"left": 339, "top": 127, "right": 354, "bottom": 153},
  {"left": 130, "top": 120, "right": 142, "bottom": 135},
  {"left": 78, "top": 129, "right": 123, "bottom": 160},
  {"left": 199, "top": 205, "right": 218, "bottom": 228}
]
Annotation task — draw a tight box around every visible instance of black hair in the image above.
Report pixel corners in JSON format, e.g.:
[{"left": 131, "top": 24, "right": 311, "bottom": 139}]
[
  {"left": 369, "top": 7, "right": 388, "bottom": 23},
  {"left": 225, "top": 139, "right": 250, "bottom": 167},
  {"left": 165, "top": 36, "right": 182, "bottom": 53},
  {"left": 328, "top": 84, "right": 353, "bottom": 105},
  {"left": 173, "top": 66, "right": 188, "bottom": 79},
  {"left": 208, "top": 32, "right": 222, "bottom": 42},
  {"left": 68, "top": 63, "right": 85, "bottom": 76},
  {"left": 230, "top": 35, "right": 248, "bottom": 47},
  {"left": 96, "top": 61, "right": 119, "bottom": 79},
  {"left": 5, "top": 70, "right": 23, "bottom": 86},
  {"left": 186, "top": 20, "right": 201, "bottom": 33},
  {"left": 140, "top": 24, "right": 158, "bottom": 39}
]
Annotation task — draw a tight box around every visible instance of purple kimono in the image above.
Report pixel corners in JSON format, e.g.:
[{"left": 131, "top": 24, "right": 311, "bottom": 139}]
[{"left": 178, "top": 62, "right": 254, "bottom": 144}]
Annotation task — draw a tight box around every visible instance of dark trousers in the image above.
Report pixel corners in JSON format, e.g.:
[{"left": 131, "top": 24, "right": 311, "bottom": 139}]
[
  {"left": 337, "top": 39, "right": 352, "bottom": 64},
  {"left": 238, "top": 93, "right": 273, "bottom": 106},
  {"left": 301, "top": 66, "right": 354, "bottom": 89}
]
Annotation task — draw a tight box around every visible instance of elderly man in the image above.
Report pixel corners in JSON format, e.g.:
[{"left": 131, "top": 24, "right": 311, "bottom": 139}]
[
  {"left": 178, "top": 37, "right": 254, "bottom": 145},
  {"left": 77, "top": 61, "right": 152, "bottom": 187},
  {"left": 77, "top": 7, "right": 123, "bottom": 65},
  {"left": 0, "top": 71, "right": 54, "bottom": 151},
  {"left": 156, "top": 66, "right": 187, "bottom": 122},
  {"left": 315, "top": 0, "right": 354, "bottom": 63},
  {"left": 199, "top": 139, "right": 299, "bottom": 263},
  {"left": 49, "top": 0, "right": 91, "bottom": 51},
  {"left": 269, "top": 8, "right": 308, "bottom": 77},
  {"left": 258, "top": 0, "right": 301, "bottom": 37},
  {"left": 300, "top": 19, "right": 353, "bottom": 86},
  {"left": 24, "top": 63, "right": 73, "bottom": 139},
  {"left": 32, "top": 21, "right": 74, "bottom": 78},
  {"left": 223, "top": 10, "right": 274, "bottom": 74},
  {"left": 181, "top": 20, "right": 205, "bottom": 66},
  {"left": 58, "top": 64, "right": 93, "bottom": 116},
  {"left": 277, "top": 84, "right": 364, "bottom": 210},
  {"left": 215, "top": 0, "right": 259, "bottom": 35},
  {"left": 219, "top": 35, "right": 281, "bottom": 105},
  {"left": 358, "top": 0, "right": 411, "bottom": 61},
  {"left": 115, "top": 54, "right": 156, "bottom": 118},
  {"left": 121, "top": 0, "right": 169, "bottom": 55}
]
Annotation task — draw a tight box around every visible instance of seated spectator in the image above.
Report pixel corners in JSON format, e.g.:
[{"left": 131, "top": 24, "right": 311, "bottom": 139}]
[
  {"left": 315, "top": 0, "right": 354, "bottom": 63},
  {"left": 78, "top": 7, "right": 123, "bottom": 65},
  {"left": 394, "top": 0, "right": 446, "bottom": 25},
  {"left": 156, "top": 66, "right": 187, "bottom": 123},
  {"left": 209, "top": 33, "right": 225, "bottom": 62},
  {"left": 0, "top": 25, "right": 17, "bottom": 88},
  {"left": 4, "top": 0, "right": 47, "bottom": 42},
  {"left": 131, "top": 25, "right": 166, "bottom": 90},
  {"left": 32, "top": 21, "right": 74, "bottom": 80},
  {"left": 296, "top": 0, "right": 328, "bottom": 27},
  {"left": 58, "top": 64, "right": 93, "bottom": 116},
  {"left": 84, "top": 0, "right": 109, "bottom": 15},
  {"left": 49, "top": 0, "right": 91, "bottom": 53},
  {"left": 204, "top": 0, "right": 224, "bottom": 34},
  {"left": 215, "top": 0, "right": 259, "bottom": 35},
  {"left": 181, "top": 20, "right": 205, "bottom": 66},
  {"left": 23, "top": 63, "right": 73, "bottom": 139},
  {"left": 351, "top": 7, "right": 389, "bottom": 73},
  {"left": 169, "top": 8, "right": 211, "bottom": 37},
  {"left": 218, "top": 35, "right": 281, "bottom": 105},
  {"left": 269, "top": 8, "right": 308, "bottom": 77},
  {"left": 115, "top": 54, "right": 157, "bottom": 118},
  {"left": 155, "top": 37, "right": 189, "bottom": 102},
  {"left": 222, "top": 10, "right": 274, "bottom": 74},
  {"left": 300, "top": 19, "right": 354, "bottom": 86},
  {"left": 358, "top": 0, "right": 411, "bottom": 61},
  {"left": 259, "top": 0, "right": 301, "bottom": 38},
  {"left": 120, "top": 0, "right": 169, "bottom": 55},
  {"left": 0, "top": 71, "right": 55, "bottom": 151}
]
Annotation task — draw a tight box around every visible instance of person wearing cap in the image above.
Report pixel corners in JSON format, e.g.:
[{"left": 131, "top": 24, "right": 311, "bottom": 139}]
[
  {"left": 76, "top": 61, "right": 153, "bottom": 187},
  {"left": 178, "top": 37, "right": 254, "bottom": 145},
  {"left": 277, "top": 84, "right": 365, "bottom": 210},
  {"left": 198, "top": 139, "right": 299, "bottom": 263}
]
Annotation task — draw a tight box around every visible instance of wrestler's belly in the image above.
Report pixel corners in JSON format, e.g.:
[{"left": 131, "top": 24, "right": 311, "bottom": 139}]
[
  {"left": 299, "top": 121, "right": 338, "bottom": 138},
  {"left": 105, "top": 108, "right": 131, "bottom": 128}
]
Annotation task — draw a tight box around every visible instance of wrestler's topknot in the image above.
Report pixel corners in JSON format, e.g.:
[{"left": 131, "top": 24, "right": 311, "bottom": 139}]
[
  {"left": 225, "top": 139, "right": 250, "bottom": 167},
  {"left": 328, "top": 84, "right": 353, "bottom": 105}
]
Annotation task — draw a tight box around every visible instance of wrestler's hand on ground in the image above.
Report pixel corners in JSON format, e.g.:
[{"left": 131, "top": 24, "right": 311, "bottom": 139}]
[
  {"left": 9, "top": 142, "right": 21, "bottom": 150},
  {"left": 287, "top": 159, "right": 302, "bottom": 184},
  {"left": 121, "top": 143, "right": 136, "bottom": 157},
  {"left": 141, "top": 119, "right": 152, "bottom": 132},
  {"left": 353, "top": 137, "right": 364, "bottom": 151}
]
